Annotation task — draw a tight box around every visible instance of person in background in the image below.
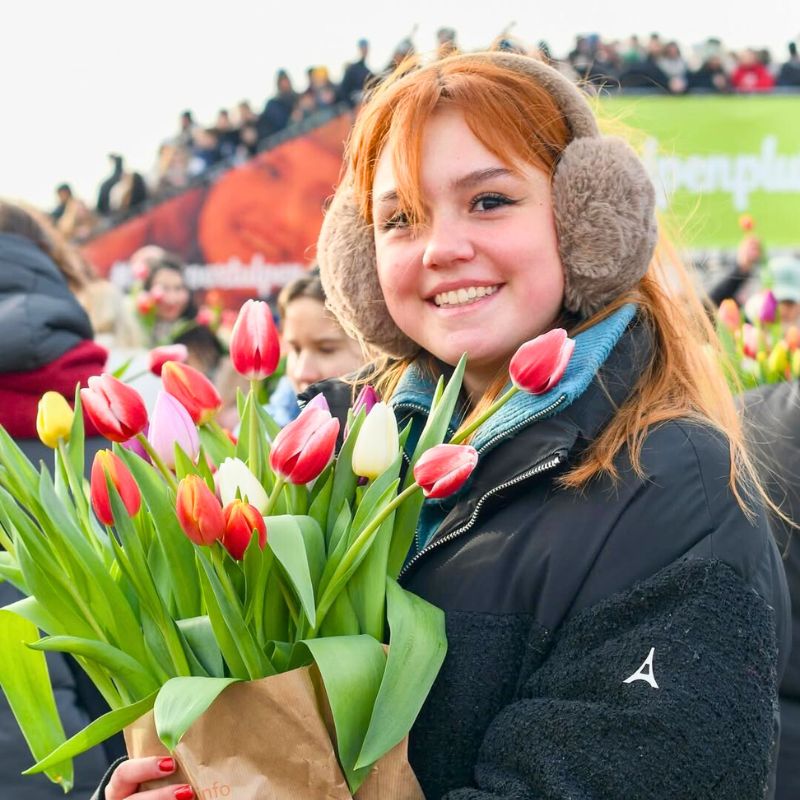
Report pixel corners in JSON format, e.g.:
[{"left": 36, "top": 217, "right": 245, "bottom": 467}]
[
  {"left": 731, "top": 49, "right": 776, "bottom": 92},
  {"left": 689, "top": 51, "right": 731, "bottom": 92},
  {"left": 257, "top": 69, "right": 297, "bottom": 139},
  {"left": 140, "top": 255, "right": 196, "bottom": 343},
  {"left": 0, "top": 200, "right": 118, "bottom": 799},
  {"left": 778, "top": 41, "right": 800, "bottom": 87},
  {"left": 706, "top": 233, "right": 764, "bottom": 305},
  {"left": 51, "top": 183, "right": 96, "bottom": 241},
  {"left": 174, "top": 110, "right": 197, "bottom": 149},
  {"left": 436, "top": 27, "right": 459, "bottom": 59},
  {"left": 264, "top": 271, "right": 365, "bottom": 426},
  {"left": 213, "top": 109, "right": 240, "bottom": 159},
  {"left": 655, "top": 40, "right": 689, "bottom": 93},
  {"left": 339, "top": 38, "right": 374, "bottom": 106}
]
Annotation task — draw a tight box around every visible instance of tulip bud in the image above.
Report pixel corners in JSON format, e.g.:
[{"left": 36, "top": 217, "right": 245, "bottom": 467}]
[
  {"left": 741, "top": 323, "right": 761, "bottom": 359},
  {"left": 136, "top": 292, "right": 155, "bottom": 314},
  {"left": 738, "top": 213, "right": 755, "bottom": 232},
  {"left": 80, "top": 373, "right": 148, "bottom": 443},
  {"left": 269, "top": 400, "right": 340, "bottom": 484},
  {"left": 413, "top": 444, "right": 479, "bottom": 499},
  {"left": 717, "top": 299, "right": 741, "bottom": 332},
  {"left": 148, "top": 344, "right": 189, "bottom": 376},
  {"left": 222, "top": 500, "right": 267, "bottom": 560},
  {"left": 787, "top": 326, "right": 800, "bottom": 353},
  {"left": 148, "top": 391, "right": 200, "bottom": 469},
  {"left": 215, "top": 457, "right": 269, "bottom": 512},
  {"left": 162, "top": 362, "right": 222, "bottom": 425},
  {"left": 792, "top": 350, "right": 800, "bottom": 378},
  {"left": 352, "top": 402, "right": 399, "bottom": 480},
  {"left": 352, "top": 385, "right": 379, "bottom": 417},
  {"left": 36, "top": 391, "right": 74, "bottom": 448},
  {"left": 229, "top": 299, "right": 281, "bottom": 380},
  {"left": 196, "top": 307, "right": 215, "bottom": 327},
  {"left": 767, "top": 342, "right": 789, "bottom": 378},
  {"left": 759, "top": 291, "right": 778, "bottom": 324},
  {"left": 90, "top": 450, "right": 142, "bottom": 525},
  {"left": 510, "top": 328, "right": 575, "bottom": 395},
  {"left": 176, "top": 475, "right": 225, "bottom": 546}
]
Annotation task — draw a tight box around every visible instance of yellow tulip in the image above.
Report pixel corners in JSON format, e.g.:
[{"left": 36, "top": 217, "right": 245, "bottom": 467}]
[{"left": 36, "top": 391, "right": 74, "bottom": 448}]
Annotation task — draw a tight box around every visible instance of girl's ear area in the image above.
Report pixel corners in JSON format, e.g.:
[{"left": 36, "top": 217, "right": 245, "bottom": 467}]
[
  {"left": 553, "top": 136, "right": 658, "bottom": 318},
  {"left": 317, "top": 180, "right": 420, "bottom": 359}
]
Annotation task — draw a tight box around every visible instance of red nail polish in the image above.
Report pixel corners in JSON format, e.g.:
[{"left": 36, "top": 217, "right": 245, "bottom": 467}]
[
  {"left": 158, "top": 757, "right": 175, "bottom": 773},
  {"left": 174, "top": 785, "right": 194, "bottom": 800}
]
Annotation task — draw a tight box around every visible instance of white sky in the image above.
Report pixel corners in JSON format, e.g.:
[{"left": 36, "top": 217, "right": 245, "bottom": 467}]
[{"left": 2, "top": 0, "right": 798, "bottom": 210}]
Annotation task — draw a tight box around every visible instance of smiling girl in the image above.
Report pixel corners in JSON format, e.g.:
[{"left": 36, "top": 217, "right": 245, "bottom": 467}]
[{"left": 98, "top": 52, "right": 789, "bottom": 800}]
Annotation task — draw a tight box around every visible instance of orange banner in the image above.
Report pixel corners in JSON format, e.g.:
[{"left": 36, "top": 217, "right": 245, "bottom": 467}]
[{"left": 82, "top": 113, "right": 353, "bottom": 277}]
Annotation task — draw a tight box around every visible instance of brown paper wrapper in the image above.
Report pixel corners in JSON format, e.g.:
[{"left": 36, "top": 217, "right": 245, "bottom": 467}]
[{"left": 124, "top": 666, "right": 424, "bottom": 799}]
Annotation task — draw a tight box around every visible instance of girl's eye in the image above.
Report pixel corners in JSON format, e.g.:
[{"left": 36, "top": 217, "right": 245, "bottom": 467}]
[
  {"left": 381, "top": 210, "right": 410, "bottom": 231},
  {"left": 472, "top": 193, "right": 516, "bottom": 212}
]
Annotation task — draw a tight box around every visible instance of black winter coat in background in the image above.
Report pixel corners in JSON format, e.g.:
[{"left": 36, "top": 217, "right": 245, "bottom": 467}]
[
  {"left": 314, "top": 315, "right": 790, "bottom": 799},
  {"left": 743, "top": 381, "right": 800, "bottom": 800}
]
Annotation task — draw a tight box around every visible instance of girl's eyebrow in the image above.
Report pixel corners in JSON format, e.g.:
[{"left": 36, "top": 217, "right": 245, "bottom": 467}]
[{"left": 375, "top": 167, "right": 515, "bottom": 205}]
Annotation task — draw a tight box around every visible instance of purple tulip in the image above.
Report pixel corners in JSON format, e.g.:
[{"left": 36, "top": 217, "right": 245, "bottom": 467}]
[
  {"left": 353, "top": 385, "right": 379, "bottom": 417},
  {"left": 759, "top": 290, "right": 778, "bottom": 324},
  {"left": 121, "top": 423, "right": 151, "bottom": 462},
  {"left": 148, "top": 391, "right": 200, "bottom": 470}
]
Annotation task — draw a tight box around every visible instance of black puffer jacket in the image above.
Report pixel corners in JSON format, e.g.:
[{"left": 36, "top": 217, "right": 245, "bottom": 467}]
[
  {"left": 742, "top": 381, "right": 800, "bottom": 800},
  {"left": 318, "top": 311, "right": 790, "bottom": 799}
]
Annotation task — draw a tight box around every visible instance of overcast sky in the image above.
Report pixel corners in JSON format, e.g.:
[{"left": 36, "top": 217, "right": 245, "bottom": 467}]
[{"left": 3, "top": 0, "right": 797, "bottom": 210}]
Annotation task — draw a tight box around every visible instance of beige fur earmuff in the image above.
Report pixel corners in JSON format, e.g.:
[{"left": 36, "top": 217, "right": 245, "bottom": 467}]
[{"left": 317, "top": 52, "right": 658, "bottom": 359}]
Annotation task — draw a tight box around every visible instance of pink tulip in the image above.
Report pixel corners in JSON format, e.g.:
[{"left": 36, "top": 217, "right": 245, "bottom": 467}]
[
  {"left": 121, "top": 423, "right": 151, "bottom": 463},
  {"left": 148, "top": 344, "right": 189, "bottom": 376},
  {"left": 353, "top": 385, "right": 379, "bottom": 416},
  {"left": 413, "top": 444, "right": 479, "bottom": 499},
  {"left": 742, "top": 323, "right": 760, "bottom": 359},
  {"left": 230, "top": 299, "right": 281, "bottom": 380},
  {"left": 509, "top": 329, "right": 575, "bottom": 395},
  {"left": 269, "top": 398, "right": 340, "bottom": 484},
  {"left": 80, "top": 374, "right": 148, "bottom": 443},
  {"left": 759, "top": 290, "right": 778, "bottom": 324},
  {"left": 717, "top": 299, "right": 741, "bottom": 332},
  {"left": 148, "top": 391, "right": 200, "bottom": 469}
]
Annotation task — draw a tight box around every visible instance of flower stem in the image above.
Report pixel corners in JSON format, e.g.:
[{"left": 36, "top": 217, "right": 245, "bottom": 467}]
[
  {"left": 248, "top": 379, "right": 261, "bottom": 480},
  {"left": 312, "top": 481, "right": 421, "bottom": 634},
  {"left": 449, "top": 385, "right": 519, "bottom": 445},
  {"left": 123, "top": 369, "right": 149, "bottom": 383},
  {"left": 264, "top": 475, "right": 286, "bottom": 517},
  {"left": 135, "top": 433, "right": 178, "bottom": 492}
]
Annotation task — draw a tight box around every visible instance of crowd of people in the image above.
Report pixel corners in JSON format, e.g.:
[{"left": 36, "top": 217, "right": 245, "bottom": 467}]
[{"left": 48, "top": 28, "right": 800, "bottom": 243}]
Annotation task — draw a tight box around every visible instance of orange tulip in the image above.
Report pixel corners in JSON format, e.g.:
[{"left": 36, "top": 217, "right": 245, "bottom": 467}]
[
  {"left": 176, "top": 475, "right": 225, "bottom": 546},
  {"left": 162, "top": 362, "right": 222, "bottom": 425},
  {"left": 90, "top": 450, "right": 141, "bottom": 525}
]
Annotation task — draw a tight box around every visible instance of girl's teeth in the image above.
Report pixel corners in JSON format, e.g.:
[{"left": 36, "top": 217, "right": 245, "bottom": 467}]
[{"left": 434, "top": 285, "right": 498, "bottom": 307}]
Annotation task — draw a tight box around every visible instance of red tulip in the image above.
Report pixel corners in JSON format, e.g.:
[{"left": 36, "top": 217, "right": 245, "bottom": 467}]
[
  {"left": 148, "top": 344, "right": 189, "bottom": 376},
  {"left": 162, "top": 362, "right": 222, "bottom": 425},
  {"left": 80, "top": 374, "right": 148, "bottom": 442},
  {"left": 230, "top": 299, "right": 281, "bottom": 380},
  {"left": 176, "top": 475, "right": 225, "bottom": 546},
  {"left": 413, "top": 444, "right": 479, "bottom": 499},
  {"left": 786, "top": 326, "right": 800, "bottom": 352},
  {"left": 269, "top": 397, "right": 340, "bottom": 484},
  {"left": 739, "top": 213, "right": 755, "bottom": 232},
  {"left": 742, "top": 323, "right": 761, "bottom": 359},
  {"left": 509, "top": 328, "right": 575, "bottom": 395},
  {"left": 222, "top": 500, "right": 267, "bottom": 560},
  {"left": 136, "top": 292, "right": 155, "bottom": 314},
  {"left": 90, "top": 450, "right": 141, "bottom": 525}
]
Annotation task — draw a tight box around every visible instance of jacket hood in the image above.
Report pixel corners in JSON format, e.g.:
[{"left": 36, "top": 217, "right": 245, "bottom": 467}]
[{"left": 0, "top": 232, "right": 94, "bottom": 373}]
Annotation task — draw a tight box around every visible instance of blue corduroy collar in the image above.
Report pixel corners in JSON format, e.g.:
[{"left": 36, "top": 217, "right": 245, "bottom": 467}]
[{"left": 391, "top": 303, "right": 637, "bottom": 454}]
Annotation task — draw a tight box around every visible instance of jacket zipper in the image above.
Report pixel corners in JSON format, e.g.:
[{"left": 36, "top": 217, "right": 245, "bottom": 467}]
[
  {"left": 400, "top": 446, "right": 567, "bottom": 579},
  {"left": 397, "top": 393, "right": 568, "bottom": 577}
]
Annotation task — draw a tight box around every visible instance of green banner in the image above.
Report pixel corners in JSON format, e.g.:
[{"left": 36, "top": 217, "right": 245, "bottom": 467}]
[{"left": 600, "top": 95, "right": 800, "bottom": 248}]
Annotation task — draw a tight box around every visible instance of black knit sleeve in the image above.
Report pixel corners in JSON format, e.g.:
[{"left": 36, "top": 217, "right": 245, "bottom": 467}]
[
  {"left": 443, "top": 559, "right": 779, "bottom": 800},
  {"left": 90, "top": 756, "right": 126, "bottom": 800}
]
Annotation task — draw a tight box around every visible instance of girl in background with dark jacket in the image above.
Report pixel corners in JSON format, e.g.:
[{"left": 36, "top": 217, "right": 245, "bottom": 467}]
[{"left": 101, "top": 53, "right": 790, "bottom": 800}]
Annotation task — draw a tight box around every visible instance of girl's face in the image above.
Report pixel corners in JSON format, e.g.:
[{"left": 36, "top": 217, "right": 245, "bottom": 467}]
[
  {"left": 149, "top": 267, "right": 190, "bottom": 322},
  {"left": 283, "top": 297, "right": 364, "bottom": 394},
  {"left": 372, "top": 109, "right": 565, "bottom": 398}
]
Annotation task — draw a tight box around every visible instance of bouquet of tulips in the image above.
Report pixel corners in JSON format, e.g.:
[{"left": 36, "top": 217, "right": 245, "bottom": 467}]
[
  {"left": 0, "top": 296, "right": 575, "bottom": 798},
  {"left": 717, "top": 292, "right": 800, "bottom": 390}
]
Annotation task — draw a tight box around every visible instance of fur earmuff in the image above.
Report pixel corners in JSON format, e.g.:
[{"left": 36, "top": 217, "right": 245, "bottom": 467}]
[{"left": 317, "top": 52, "right": 658, "bottom": 357}]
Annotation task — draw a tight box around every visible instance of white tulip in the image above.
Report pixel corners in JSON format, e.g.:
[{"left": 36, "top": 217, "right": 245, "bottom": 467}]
[
  {"left": 215, "top": 457, "right": 269, "bottom": 512},
  {"left": 351, "top": 402, "right": 400, "bottom": 480}
]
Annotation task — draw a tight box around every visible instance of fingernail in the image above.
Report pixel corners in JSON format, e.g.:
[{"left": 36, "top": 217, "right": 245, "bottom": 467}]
[
  {"left": 158, "top": 757, "right": 175, "bottom": 773},
  {"left": 174, "top": 786, "right": 194, "bottom": 800}
]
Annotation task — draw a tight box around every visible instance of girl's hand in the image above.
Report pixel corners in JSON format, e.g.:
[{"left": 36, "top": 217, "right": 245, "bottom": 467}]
[{"left": 105, "top": 756, "right": 193, "bottom": 800}]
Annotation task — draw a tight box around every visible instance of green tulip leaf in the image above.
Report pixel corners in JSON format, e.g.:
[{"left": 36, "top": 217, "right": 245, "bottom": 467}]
[
  {"left": 266, "top": 515, "right": 318, "bottom": 628},
  {"left": 154, "top": 676, "right": 239, "bottom": 751},
  {"left": 177, "top": 616, "right": 225, "bottom": 678},
  {"left": 300, "top": 634, "right": 387, "bottom": 794},
  {"left": 24, "top": 692, "right": 158, "bottom": 776},
  {"left": 356, "top": 578, "right": 448, "bottom": 768},
  {"left": 0, "top": 610, "right": 72, "bottom": 790}
]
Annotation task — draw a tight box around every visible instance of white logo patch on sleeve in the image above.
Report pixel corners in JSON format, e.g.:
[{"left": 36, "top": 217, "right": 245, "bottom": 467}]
[{"left": 622, "top": 646, "right": 659, "bottom": 689}]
